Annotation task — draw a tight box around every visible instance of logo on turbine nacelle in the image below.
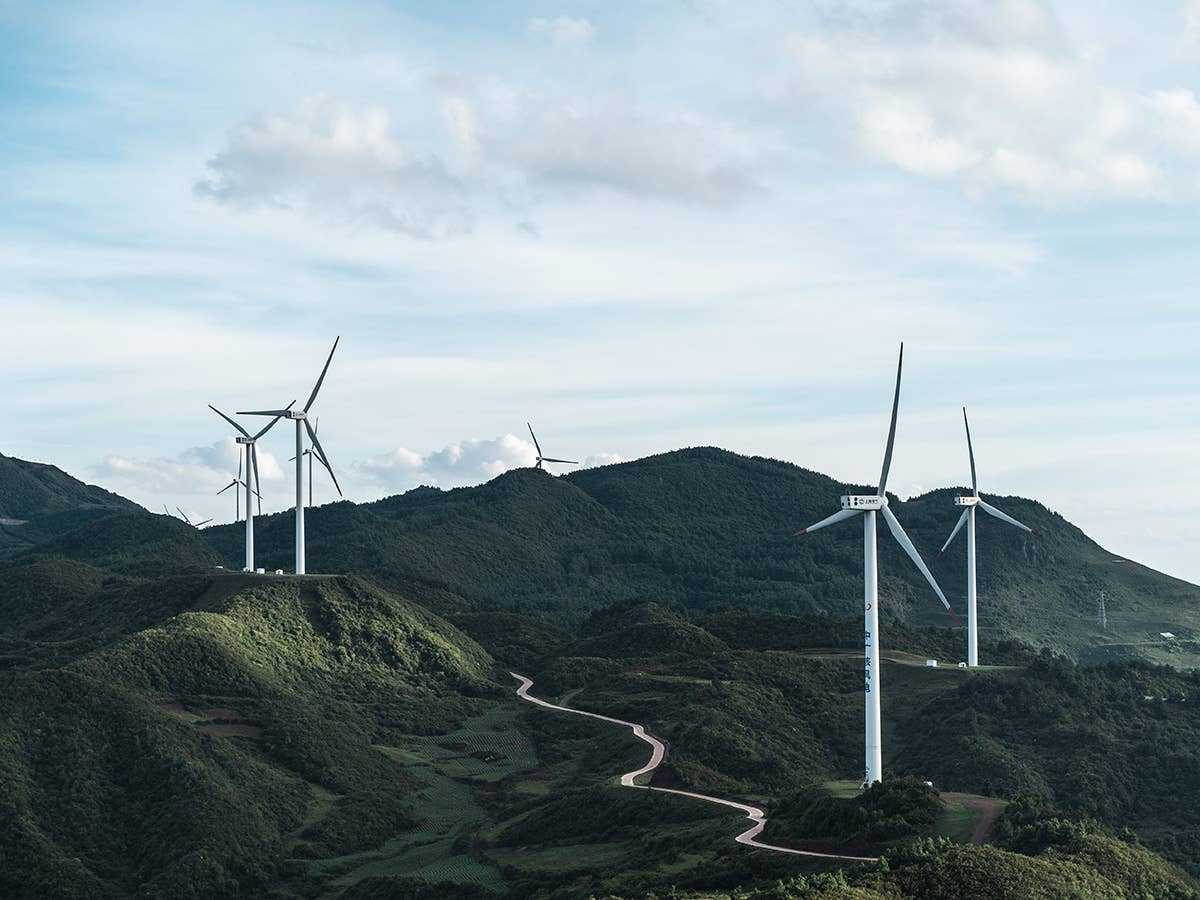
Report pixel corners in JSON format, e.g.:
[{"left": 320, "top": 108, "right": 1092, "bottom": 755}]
[
  {"left": 954, "top": 496, "right": 979, "bottom": 507},
  {"left": 286, "top": 411, "right": 306, "bottom": 419},
  {"left": 841, "top": 495, "right": 885, "bottom": 510},
  {"left": 235, "top": 437, "right": 253, "bottom": 444}
]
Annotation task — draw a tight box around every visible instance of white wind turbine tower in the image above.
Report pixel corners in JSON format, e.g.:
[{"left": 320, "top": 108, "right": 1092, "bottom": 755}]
[
  {"left": 240, "top": 338, "right": 343, "bottom": 575},
  {"left": 209, "top": 403, "right": 292, "bottom": 572},
  {"left": 937, "top": 408, "right": 1037, "bottom": 667},
  {"left": 795, "top": 344, "right": 959, "bottom": 788},
  {"left": 527, "top": 423, "right": 578, "bottom": 471}
]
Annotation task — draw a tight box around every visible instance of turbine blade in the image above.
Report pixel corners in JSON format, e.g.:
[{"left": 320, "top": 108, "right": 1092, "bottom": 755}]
[
  {"left": 163, "top": 504, "right": 171, "bottom": 516},
  {"left": 176, "top": 506, "right": 190, "bottom": 524},
  {"left": 237, "top": 454, "right": 242, "bottom": 479},
  {"left": 217, "top": 481, "right": 235, "bottom": 496},
  {"left": 196, "top": 518, "right": 213, "bottom": 527},
  {"left": 305, "top": 418, "right": 342, "bottom": 496},
  {"left": 251, "top": 445, "right": 263, "bottom": 515},
  {"left": 527, "top": 422, "right": 543, "bottom": 458},
  {"left": 877, "top": 343, "right": 903, "bottom": 496},
  {"left": 540, "top": 457, "right": 579, "bottom": 465},
  {"left": 795, "top": 507, "right": 861, "bottom": 536},
  {"left": 252, "top": 400, "right": 295, "bottom": 440},
  {"left": 963, "top": 407, "right": 978, "bottom": 497},
  {"left": 237, "top": 408, "right": 293, "bottom": 417},
  {"left": 209, "top": 404, "right": 250, "bottom": 438},
  {"left": 881, "top": 504, "right": 960, "bottom": 625},
  {"left": 304, "top": 336, "right": 340, "bottom": 412},
  {"left": 939, "top": 508, "right": 970, "bottom": 557},
  {"left": 977, "top": 499, "right": 1033, "bottom": 533}
]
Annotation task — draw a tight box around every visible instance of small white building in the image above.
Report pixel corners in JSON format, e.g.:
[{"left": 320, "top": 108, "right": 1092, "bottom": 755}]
[
  {"left": 1161, "top": 632, "right": 1177, "bottom": 640},
  {"left": 958, "top": 662, "right": 968, "bottom": 668},
  {"left": 925, "top": 659, "right": 938, "bottom": 668}
]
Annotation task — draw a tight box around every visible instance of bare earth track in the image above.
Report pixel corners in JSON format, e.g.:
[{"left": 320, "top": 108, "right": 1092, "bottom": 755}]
[
  {"left": 942, "top": 792, "right": 1005, "bottom": 845},
  {"left": 511, "top": 672, "right": 878, "bottom": 863}
]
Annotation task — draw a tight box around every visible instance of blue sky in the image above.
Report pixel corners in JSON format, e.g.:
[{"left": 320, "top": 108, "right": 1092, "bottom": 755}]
[{"left": 3, "top": 1, "right": 1200, "bottom": 583}]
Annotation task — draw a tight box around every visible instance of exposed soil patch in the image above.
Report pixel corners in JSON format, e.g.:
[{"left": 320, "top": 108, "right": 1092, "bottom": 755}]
[
  {"left": 197, "top": 707, "right": 241, "bottom": 720},
  {"left": 198, "top": 723, "right": 263, "bottom": 738},
  {"left": 623, "top": 662, "right": 668, "bottom": 675},
  {"left": 157, "top": 701, "right": 188, "bottom": 715},
  {"left": 942, "top": 793, "right": 1006, "bottom": 845}
]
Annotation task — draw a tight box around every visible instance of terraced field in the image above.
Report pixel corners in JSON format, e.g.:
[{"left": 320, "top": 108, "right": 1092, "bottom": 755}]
[{"left": 304, "top": 704, "right": 540, "bottom": 894}]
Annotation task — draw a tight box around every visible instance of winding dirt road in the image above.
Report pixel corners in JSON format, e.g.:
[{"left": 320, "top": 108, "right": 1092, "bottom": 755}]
[{"left": 511, "top": 673, "right": 878, "bottom": 862}]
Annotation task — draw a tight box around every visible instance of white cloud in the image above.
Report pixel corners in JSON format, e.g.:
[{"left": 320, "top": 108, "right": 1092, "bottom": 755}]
[
  {"left": 776, "top": 4, "right": 1188, "bottom": 201},
  {"left": 196, "top": 88, "right": 758, "bottom": 235},
  {"left": 195, "top": 95, "right": 469, "bottom": 237},
  {"left": 527, "top": 16, "right": 595, "bottom": 47},
  {"left": 356, "top": 434, "right": 622, "bottom": 493},
  {"left": 1186, "top": 0, "right": 1200, "bottom": 44},
  {"left": 859, "top": 98, "right": 982, "bottom": 178},
  {"left": 357, "top": 433, "right": 537, "bottom": 490},
  {"left": 92, "top": 439, "right": 285, "bottom": 497},
  {"left": 584, "top": 452, "right": 624, "bottom": 468},
  {"left": 504, "top": 101, "right": 757, "bottom": 205}
]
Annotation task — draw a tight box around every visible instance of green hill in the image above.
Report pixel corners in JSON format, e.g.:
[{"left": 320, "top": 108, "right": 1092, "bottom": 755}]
[
  {"left": 0, "top": 453, "right": 142, "bottom": 556},
  {"left": 196, "top": 447, "right": 1199, "bottom": 666},
  {"left": 0, "top": 574, "right": 498, "bottom": 898}
]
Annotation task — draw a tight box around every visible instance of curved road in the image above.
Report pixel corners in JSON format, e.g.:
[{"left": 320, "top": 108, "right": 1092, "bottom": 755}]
[{"left": 512, "top": 673, "right": 878, "bottom": 863}]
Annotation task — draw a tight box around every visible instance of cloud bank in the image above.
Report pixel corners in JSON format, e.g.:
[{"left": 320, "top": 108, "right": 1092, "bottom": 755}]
[
  {"left": 93, "top": 439, "right": 285, "bottom": 496},
  {"left": 356, "top": 434, "right": 620, "bottom": 492}
]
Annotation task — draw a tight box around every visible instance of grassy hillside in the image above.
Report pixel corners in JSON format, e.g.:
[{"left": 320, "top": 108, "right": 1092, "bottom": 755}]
[
  {"left": 197, "top": 448, "right": 1200, "bottom": 665},
  {"left": 0, "top": 574, "right": 500, "bottom": 898}
]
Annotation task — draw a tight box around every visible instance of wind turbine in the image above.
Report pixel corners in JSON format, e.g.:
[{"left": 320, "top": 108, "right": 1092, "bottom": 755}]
[
  {"left": 216, "top": 455, "right": 260, "bottom": 522},
  {"left": 209, "top": 403, "right": 292, "bottom": 572},
  {"left": 175, "top": 507, "right": 213, "bottom": 528},
  {"left": 937, "top": 408, "right": 1037, "bottom": 667},
  {"left": 240, "top": 338, "right": 342, "bottom": 575},
  {"left": 527, "top": 423, "right": 578, "bottom": 470},
  {"left": 794, "top": 344, "right": 958, "bottom": 788}
]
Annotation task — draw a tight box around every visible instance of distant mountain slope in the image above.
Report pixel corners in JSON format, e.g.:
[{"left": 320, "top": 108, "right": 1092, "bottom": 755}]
[
  {"left": 0, "top": 453, "right": 142, "bottom": 555},
  {"left": 199, "top": 447, "right": 1200, "bottom": 664}
]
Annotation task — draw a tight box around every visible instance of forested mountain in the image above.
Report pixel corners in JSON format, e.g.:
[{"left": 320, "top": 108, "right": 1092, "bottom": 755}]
[
  {"left": 0, "top": 453, "right": 142, "bottom": 557},
  {"left": 3, "top": 447, "right": 1200, "bottom": 898},
  {"left": 203, "top": 447, "right": 1200, "bottom": 665}
]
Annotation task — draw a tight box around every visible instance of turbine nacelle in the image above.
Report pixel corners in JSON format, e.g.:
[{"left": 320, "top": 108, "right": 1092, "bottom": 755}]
[
  {"left": 954, "top": 496, "right": 979, "bottom": 507},
  {"left": 235, "top": 436, "right": 253, "bottom": 444},
  {"left": 841, "top": 495, "right": 886, "bottom": 511}
]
